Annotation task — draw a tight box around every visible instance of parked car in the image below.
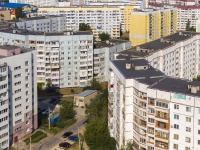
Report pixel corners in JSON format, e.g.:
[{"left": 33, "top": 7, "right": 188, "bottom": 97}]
[
  {"left": 59, "top": 142, "right": 71, "bottom": 148},
  {"left": 68, "top": 135, "right": 78, "bottom": 141},
  {"left": 49, "top": 98, "right": 57, "bottom": 104},
  {"left": 42, "top": 109, "right": 52, "bottom": 115},
  {"left": 62, "top": 131, "right": 73, "bottom": 138}
]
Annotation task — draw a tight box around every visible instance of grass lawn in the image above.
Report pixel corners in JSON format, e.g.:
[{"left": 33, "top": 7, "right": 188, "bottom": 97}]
[
  {"left": 38, "top": 87, "right": 83, "bottom": 97},
  {"left": 24, "top": 131, "right": 47, "bottom": 145}
]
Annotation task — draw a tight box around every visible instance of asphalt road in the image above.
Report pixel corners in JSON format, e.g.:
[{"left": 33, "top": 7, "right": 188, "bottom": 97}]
[{"left": 33, "top": 108, "right": 86, "bottom": 150}]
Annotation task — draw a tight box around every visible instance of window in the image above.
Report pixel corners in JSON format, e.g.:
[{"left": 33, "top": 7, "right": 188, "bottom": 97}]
[
  {"left": 198, "top": 108, "right": 200, "bottom": 114},
  {"left": 148, "top": 118, "right": 155, "bottom": 123},
  {"left": 174, "top": 134, "right": 179, "bottom": 140},
  {"left": 174, "top": 124, "right": 179, "bottom": 129},
  {"left": 185, "top": 147, "right": 190, "bottom": 150},
  {"left": 26, "top": 120, "right": 29, "bottom": 125},
  {"left": 186, "top": 117, "right": 191, "bottom": 122},
  {"left": 25, "top": 61, "right": 29, "bottom": 66},
  {"left": 186, "top": 107, "right": 191, "bottom": 112},
  {"left": 174, "top": 114, "right": 179, "bottom": 120},
  {"left": 15, "top": 119, "right": 22, "bottom": 124},
  {"left": 198, "top": 120, "right": 200, "bottom": 125},
  {"left": 186, "top": 127, "right": 191, "bottom": 132},
  {"left": 174, "top": 104, "right": 179, "bottom": 110},
  {"left": 198, "top": 130, "right": 200, "bottom": 134},
  {"left": 156, "top": 101, "right": 168, "bottom": 108},
  {"left": 173, "top": 144, "right": 178, "bottom": 149},
  {"left": 198, "top": 140, "right": 200, "bottom": 145},
  {"left": 26, "top": 106, "right": 29, "bottom": 110},
  {"left": 185, "top": 137, "right": 191, "bottom": 143}
]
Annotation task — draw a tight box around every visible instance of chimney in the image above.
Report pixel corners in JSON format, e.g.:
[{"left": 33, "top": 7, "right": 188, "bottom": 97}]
[
  {"left": 126, "top": 63, "right": 131, "bottom": 69},
  {"left": 136, "top": 46, "right": 140, "bottom": 51}
]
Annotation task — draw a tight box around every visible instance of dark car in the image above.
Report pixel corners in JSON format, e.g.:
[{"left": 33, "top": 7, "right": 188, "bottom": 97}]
[
  {"left": 49, "top": 98, "right": 56, "bottom": 104},
  {"left": 68, "top": 135, "right": 78, "bottom": 141},
  {"left": 59, "top": 142, "right": 71, "bottom": 148},
  {"left": 62, "top": 131, "right": 73, "bottom": 138}
]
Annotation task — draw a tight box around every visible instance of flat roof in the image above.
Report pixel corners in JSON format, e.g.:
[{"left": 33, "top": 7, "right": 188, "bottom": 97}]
[
  {"left": 118, "top": 32, "right": 199, "bottom": 58},
  {"left": 94, "top": 39, "right": 129, "bottom": 49},
  {"left": 0, "top": 28, "right": 92, "bottom": 36},
  {"left": 111, "top": 59, "right": 165, "bottom": 84},
  {"left": 9, "top": 15, "right": 62, "bottom": 23},
  {"left": 150, "top": 77, "right": 200, "bottom": 96},
  {"left": 75, "top": 90, "right": 97, "bottom": 98},
  {"left": 0, "top": 45, "right": 19, "bottom": 50}
]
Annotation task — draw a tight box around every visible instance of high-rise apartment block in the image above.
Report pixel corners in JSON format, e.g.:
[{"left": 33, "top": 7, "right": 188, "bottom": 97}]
[
  {"left": 9, "top": 0, "right": 59, "bottom": 7},
  {"left": 9, "top": 16, "right": 66, "bottom": 32},
  {"left": 0, "top": 29, "right": 93, "bottom": 88},
  {"left": 93, "top": 39, "right": 131, "bottom": 82},
  {"left": 0, "top": 46, "right": 37, "bottom": 149},
  {"left": 129, "top": 8, "right": 177, "bottom": 46},
  {"left": 38, "top": 6, "right": 135, "bottom": 38},
  {"left": 117, "top": 32, "right": 199, "bottom": 80},
  {"left": 149, "top": 3, "right": 200, "bottom": 31},
  {"left": 108, "top": 58, "right": 200, "bottom": 150}
]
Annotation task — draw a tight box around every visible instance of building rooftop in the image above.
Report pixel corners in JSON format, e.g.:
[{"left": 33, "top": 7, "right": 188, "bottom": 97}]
[
  {"left": 0, "top": 28, "right": 92, "bottom": 36},
  {"left": 75, "top": 90, "right": 97, "bottom": 98},
  {"left": 94, "top": 39, "right": 129, "bottom": 49},
  {"left": 150, "top": 77, "right": 200, "bottom": 96},
  {"left": 8, "top": 15, "right": 62, "bottom": 23},
  {"left": 149, "top": 2, "right": 200, "bottom": 9},
  {"left": 117, "top": 32, "right": 199, "bottom": 58},
  {"left": 111, "top": 59, "right": 165, "bottom": 84},
  {"left": 0, "top": 45, "right": 19, "bottom": 50}
]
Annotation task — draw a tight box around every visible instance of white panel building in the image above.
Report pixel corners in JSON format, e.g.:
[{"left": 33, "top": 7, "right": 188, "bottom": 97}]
[
  {"left": 0, "top": 62, "right": 9, "bottom": 149},
  {"left": 0, "top": 29, "right": 93, "bottom": 88},
  {"left": 108, "top": 58, "right": 200, "bottom": 150},
  {"left": 9, "top": 15, "right": 66, "bottom": 32},
  {"left": 116, "top": 32, "right": 200, "bottom": 81},
  {"left": 0, "top": 46, "right": 37, "bottom": 149},
  {"left": 9, "top": 0, "right": 59, "bottom": 7},
  {"left": 94, "top": 39, "right": 131, "bottom": 82}
]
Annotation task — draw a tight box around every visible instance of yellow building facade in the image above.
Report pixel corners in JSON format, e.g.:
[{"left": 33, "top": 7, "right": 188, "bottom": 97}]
[
  {"left": 38, "top": 6, "right": 135, "bottom": 39},
  {"left": 129, "top": 8, "right": 177, "bottom": 46}
]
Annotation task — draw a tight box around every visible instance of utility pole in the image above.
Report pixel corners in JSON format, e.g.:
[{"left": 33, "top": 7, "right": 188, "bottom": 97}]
[
  {"left": 78, "top": 127, "right": 80, "bottom": 150},
  {"left": 48, "top": 106, "right": 50, "bottom": 129},
  {"left": 30, "top": 136, "right": 31, "bottom": 150}
]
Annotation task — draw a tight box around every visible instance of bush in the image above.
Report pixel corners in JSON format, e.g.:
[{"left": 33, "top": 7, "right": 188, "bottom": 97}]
[{"left": 24, "top": 131, "right": 47, "bottom": 144}]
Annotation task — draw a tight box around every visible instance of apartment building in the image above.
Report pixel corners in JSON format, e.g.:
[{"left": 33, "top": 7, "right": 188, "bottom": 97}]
[
  {"left": 149, "top": 3, "right": 200, "bottom": 31},
  {"left": 94, "top": 39, "right": 131, "bottom": 82},
  {"left": 117, "top": 32, "right": 199, "bottom": 80},
  {"left": 148, "top": 0, "right": 196, "bottom": 6},
  {"left": 0, "top": 28, "right": 93, "bottom": 88},
  {"left": 9, "top": 15, "right": 66, "bottom": 32},
  {"left": 108, "top": 58, "right": 200, "bottom": 150},
  {"left": 0, "top": 45, "right": 37, "bottom": 149},
  {"left": 0, "top": 62, "right": 9, "bottom": 149},
  {"left": 129, "top": 8, "right": 177, "bottom": 46},
  {"left": 9, "top": 0, "right": 59, "bottom": 7},
  {"left": 38, "top": 6, "right": 135, "bottom": 38}
]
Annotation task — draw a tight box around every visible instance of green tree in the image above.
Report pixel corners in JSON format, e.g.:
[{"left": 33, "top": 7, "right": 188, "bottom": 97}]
[
  {"left": 120, "top": 141, "right": 134, "bottom": 150},
  {"left": 15, "top": 7, "right": 26, "bottom": 19},
  {"left": 83, "top": 78, "right": 102, "bottom": 91},
  {"left": 45, "top": 78, "right": 54, "bottom": 92},
  {"left": 186, "top": 19, "right": 190, "bottom": 31},
  {"left": 37, "top": 82, "right": 44, "bottom": 92},
  {"left": 99, "top": 32, "right": 110, "bottom": 41},
  {"left": 193, "top": 75, "right": 200, "bottom": 81},
  {"left": 84, "top": 88, "right": 116, "bottom": 150},
  {"left": 79, "top": 23, "right": 91, "bottom": 31},
  {"left": 59, "top": 100, "right": 74, "bottom": 120}
]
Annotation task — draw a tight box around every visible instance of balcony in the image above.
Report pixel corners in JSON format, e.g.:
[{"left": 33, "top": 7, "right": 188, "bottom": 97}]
[
  {"left": 155, "top": 141, "right": 168, "bottom": 149},
  {"left": 155, "top": 121, "right": 169, "bottom": 130},
  {"left": 155, "top": 111, "right": 169, "bottom": 120}
]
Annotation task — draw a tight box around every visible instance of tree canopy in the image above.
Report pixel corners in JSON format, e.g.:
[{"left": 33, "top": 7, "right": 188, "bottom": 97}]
[
  {"left": 186, "top": 19, "right": 196, "bottom": 32},
  {"left": 193, "top": 75, "right": 200, "bottom": 81},
  {"left": 15, "top": 7, "right": 26, "bottom": 19},
  {"left": 83, "top": 78, "right": 102, "bottom": 91},
  {"left": 84, "top": 83, "right": 116, "bottom": 150},
  {"left": 99, "top": 32, "right": 110, "bottom": 41},
  {"left": 79, "top": 23, "right": 91, "bottom": 31},
  {"left": 59, "top": 100, "right": 74, "bottom": 120}
]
